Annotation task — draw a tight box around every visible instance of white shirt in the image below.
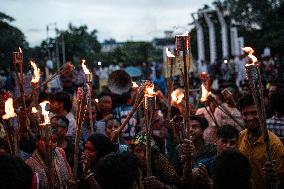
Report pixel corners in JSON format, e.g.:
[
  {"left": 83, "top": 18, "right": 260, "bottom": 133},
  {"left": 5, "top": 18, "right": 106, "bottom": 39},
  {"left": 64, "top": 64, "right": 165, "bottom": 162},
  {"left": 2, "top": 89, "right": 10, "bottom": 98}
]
[
  {"left": 214, "top": 103, "right": 244, "bottom": 131},
  {"left": 66, "top": 112, "right": 77, "bottom": 137}
]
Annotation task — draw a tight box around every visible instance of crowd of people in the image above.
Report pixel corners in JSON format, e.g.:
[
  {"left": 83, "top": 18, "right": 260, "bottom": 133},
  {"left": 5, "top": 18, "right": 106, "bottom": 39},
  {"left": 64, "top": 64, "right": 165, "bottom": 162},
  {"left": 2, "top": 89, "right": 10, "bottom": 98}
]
[{"left": 0, "top": 53, "right": 283, "bottom": 189}]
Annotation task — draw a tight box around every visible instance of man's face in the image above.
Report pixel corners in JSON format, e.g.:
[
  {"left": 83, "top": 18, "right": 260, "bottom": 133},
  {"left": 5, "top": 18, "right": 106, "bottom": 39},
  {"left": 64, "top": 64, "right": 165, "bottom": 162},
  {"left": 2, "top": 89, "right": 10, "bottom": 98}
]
[
  {"left": 189, "top": 120, "right": 204, "bottom": 141},
  {"left": 49, "top": 100, "right": 63, "bottom": 113},
  {"left": 216, "top": 137, "right": 238, "bottom": 154},
  {"left": 133, "top": 145, "right": 146, "bottom": 163},
  {"left": 241, "top": 104, "right": 260, "bottom": 132}
]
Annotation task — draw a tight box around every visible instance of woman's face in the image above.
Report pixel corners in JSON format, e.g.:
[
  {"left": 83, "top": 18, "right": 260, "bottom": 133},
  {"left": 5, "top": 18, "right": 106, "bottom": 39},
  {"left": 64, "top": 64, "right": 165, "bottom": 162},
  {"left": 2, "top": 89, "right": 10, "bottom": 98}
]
[
  {"left": 84, "top": 141, "right": 97, "bottom": 159},
  {"left": 99, "top": 96, "right": 112, "bottom": 113}
]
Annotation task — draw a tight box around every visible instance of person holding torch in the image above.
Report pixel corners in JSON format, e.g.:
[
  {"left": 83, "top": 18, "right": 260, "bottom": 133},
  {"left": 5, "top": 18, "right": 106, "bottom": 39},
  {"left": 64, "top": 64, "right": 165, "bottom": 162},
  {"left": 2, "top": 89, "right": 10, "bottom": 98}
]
[{"left": 238, "top": 95, "right": 284, "bottom": 189}]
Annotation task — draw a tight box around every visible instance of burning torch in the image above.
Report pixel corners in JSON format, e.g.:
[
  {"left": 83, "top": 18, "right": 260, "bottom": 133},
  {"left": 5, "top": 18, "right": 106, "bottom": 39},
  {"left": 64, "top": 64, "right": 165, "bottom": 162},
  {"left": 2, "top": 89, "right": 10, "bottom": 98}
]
[
  {"left": 30, "top": 61, "right": 41, "bottom": 106},
  {"left": 175, "top": 31, "right": 191, "bottom": 137},
  {"left": 242, "top": 47, "right": 274, "bottom": 178},
  {"left": 199, "top": 72, "right": 219, "bottom": 128},
  {"left": 2, "top": 97, "right": 19, "bottom": 156},
  {"left": 144, "top": 81, "right": 156, "bottom": 177},
  {"left": 166, "top": 48, "right": 175, "bottom": 121},
  {"left": 82, "top": 59, "right": 94, "bottom": 134}
]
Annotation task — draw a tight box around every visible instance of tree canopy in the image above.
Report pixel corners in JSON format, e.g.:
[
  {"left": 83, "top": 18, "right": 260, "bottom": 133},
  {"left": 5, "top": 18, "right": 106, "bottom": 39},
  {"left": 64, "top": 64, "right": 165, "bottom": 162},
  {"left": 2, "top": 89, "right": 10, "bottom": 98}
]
[{"left": 0, "top": 12, "right": 28, "bottom": 69}]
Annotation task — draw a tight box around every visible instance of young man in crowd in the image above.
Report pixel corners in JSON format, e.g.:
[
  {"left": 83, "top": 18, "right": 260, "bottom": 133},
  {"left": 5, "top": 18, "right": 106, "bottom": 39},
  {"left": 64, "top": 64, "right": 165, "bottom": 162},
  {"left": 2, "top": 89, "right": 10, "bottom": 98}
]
[
  {"left": 238, "top": 95, "right": 284, "bottom": 189},
  {"left": 51, "top": 115, "right": 74, "bottom": 167},
  {"left": 181, "top": 125, "right": 240, "bottom": 187},
  {"left": 49, "top": 92, "right": 77, "bottom": 138}
]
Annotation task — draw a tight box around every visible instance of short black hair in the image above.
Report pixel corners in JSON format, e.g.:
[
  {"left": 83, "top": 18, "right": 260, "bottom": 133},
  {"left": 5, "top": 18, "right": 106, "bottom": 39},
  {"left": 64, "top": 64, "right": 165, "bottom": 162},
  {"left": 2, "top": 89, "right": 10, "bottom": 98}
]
[
  {"left": 217, "top": 125, "right": 239, "bottom": 140},
  {"left": 212, "top": 150, "right": 252, "bottom": 189},
  {"left": 190, "top": 115, "right": 209, "bottom": 130},
  {"left": 238, "top": 95, "right": 255, "bottom": 111},
  {"left": 49, "top": 92, "right": 73, "bottom": 112},
  {"left": 97, "top": 152, "right": 141, "bottom": 189},
  {"left": 0, "top": 154, "right": 33, "bottom": 189},
  {"left": 86, "top": 134, "right": 115, "bottom": 160},
  {"left": 270, "top": 88, "right": 284, "bottom": 114}
]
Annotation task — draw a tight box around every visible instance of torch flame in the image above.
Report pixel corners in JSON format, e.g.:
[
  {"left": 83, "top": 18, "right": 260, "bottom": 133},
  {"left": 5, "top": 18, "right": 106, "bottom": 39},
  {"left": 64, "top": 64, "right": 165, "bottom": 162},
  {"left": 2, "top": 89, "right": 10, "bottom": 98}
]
[
  {"left": 19, "top": 47, "right": 22, "bottom": 53},
  {"left": 166, "top": 48, "right": 175, "bottom": 58},
  {"left": 32, "top": 107, "right": 38, "bottom": 113},
  {"left": 132, "top": 81, "right": 138, "bottom": 88},
  {"left": 241, "top": 47, "right": 258, "bottom": 64},
  {"left": 82, "top": 59, "right": 90, "bottom": 74},
  {"left": 200, "top": 83, "right": 211, "bottom": 102},
  {"left": 182, "top": 31, "right": 189, "bottom": 36},
  {"left": 2, "top": 98, "right": 16, "bottom": 119},
  {"left": 171, "top": 89, "right": 184, "bottom": 104},
  {"left": 39, "top": 101, "right": 50, "bottom": 125},
  {"left": 95, "top": 98, "right": 99, "bottom": 103},
  {"left": 30, "top": 61, "right": 40, "bottom": 83},
  {"left": 145, "top": 84, "right": 156, "bottom": 97}
]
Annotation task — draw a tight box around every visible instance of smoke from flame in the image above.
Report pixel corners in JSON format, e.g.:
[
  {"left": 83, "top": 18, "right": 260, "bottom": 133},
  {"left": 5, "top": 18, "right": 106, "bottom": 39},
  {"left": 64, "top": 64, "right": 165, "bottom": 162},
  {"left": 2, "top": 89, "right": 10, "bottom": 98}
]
[
  {"left": 39, "top": 101, "right": 50, "bottom": 125},
  {"left": 82, "top": 59, "right": 91, "bottom": 74},
  {"left": 30, "top": 61, "right": 40, "bottom": 83},
  {"left": 2, "top": 98, "right": 16, "bottom": 119},
  {"left": 241, "top": 47, "right": 258, "bottom": 64},
  {"left": 171, "top": 89, "right": 184, "bottom": 104},
  {"left": 166, "top": 48, "right": 175, "bottom": 58}
]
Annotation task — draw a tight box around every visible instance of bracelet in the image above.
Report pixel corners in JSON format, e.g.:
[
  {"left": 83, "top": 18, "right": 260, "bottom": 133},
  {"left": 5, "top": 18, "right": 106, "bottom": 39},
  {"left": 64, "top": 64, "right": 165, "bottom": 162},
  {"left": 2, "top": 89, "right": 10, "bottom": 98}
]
[{"left": 84, "top": 172, "right": 94, "bottom": 180}]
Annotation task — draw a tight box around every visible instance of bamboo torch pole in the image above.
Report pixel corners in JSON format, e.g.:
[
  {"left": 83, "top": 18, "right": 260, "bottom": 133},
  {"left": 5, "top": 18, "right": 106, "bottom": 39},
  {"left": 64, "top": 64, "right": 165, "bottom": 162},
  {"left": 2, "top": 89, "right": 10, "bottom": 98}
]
[
  {"left": 166, "top": 48, "right": 175, "bottom": 120},
  {"left": 242, "top": 47, "right": 276, "bottom": 189}
]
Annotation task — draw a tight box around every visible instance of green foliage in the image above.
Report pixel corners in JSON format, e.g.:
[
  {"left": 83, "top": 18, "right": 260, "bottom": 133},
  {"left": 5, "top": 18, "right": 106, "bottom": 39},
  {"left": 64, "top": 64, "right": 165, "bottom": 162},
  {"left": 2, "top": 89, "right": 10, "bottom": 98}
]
[
  {"left": 58, "top": 23, "right": 101, "bottom": 65},
  {"left": 97, "top": 41, "right": 163, "bottom": 67},
  {"left": 217, "top": 0, "right": 284, "bottom": 56},
  {"left": 0, "top": 12, "right": 28, "bottom": 68}
]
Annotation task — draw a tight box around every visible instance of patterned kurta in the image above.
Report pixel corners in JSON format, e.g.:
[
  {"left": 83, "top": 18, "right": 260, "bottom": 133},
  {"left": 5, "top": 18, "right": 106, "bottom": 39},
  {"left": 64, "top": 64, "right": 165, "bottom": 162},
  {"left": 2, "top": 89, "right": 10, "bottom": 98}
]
[{"left": 25, "top": 148, "right": 71, "bottom": 189}]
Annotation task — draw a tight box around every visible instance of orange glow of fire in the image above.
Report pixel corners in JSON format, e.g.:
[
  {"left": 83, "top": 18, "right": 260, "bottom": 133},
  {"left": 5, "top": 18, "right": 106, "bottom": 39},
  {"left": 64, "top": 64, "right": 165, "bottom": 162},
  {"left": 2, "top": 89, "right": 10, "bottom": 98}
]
[
  {"left": 30, "top": 61, "right": 40, "bottom": 83},
  {"left": 200, "top": 83, "right": 211, "bottom": 102},
  {"left": 145, "top": 84, "right": 156, "bottom": 97},
  {"left": 132, "top": 81, "right": 138, "bottom": 88},
  {"left": 171, "top": 89, "right": 184, "bottom": 104},
  {"left": 241, "top": 47, "right": 258, "bottom": 64},
  {"left": 82, "top": 59, "right": 91, "bottom": 74},
  {"left": 39, "top": 101, "right": 50, "bottom": 125},
  {"left": 166, "top": 48, "right": 175, "bottom": 58},
  {"left": 32, "top": 107, "right": 38, "bottom": 113},
  {"left": 2, "top": 98, "right": 16, "bottom": 119}
]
